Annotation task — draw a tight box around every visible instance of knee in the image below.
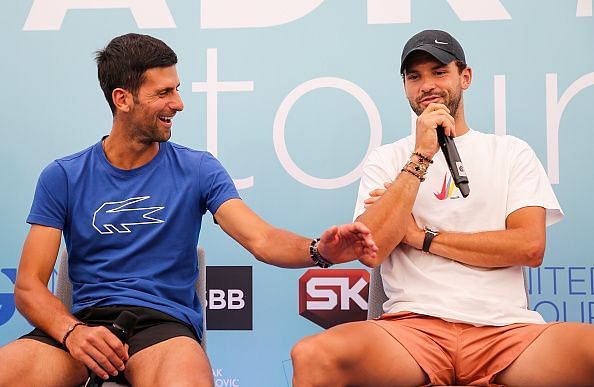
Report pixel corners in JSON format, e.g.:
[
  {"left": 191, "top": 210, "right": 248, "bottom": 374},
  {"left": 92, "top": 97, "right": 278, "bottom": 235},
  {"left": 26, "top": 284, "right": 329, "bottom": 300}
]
[
  {"left": 291, "top": 336, "right": 319, "bottom": 369},
  {"left": 291, "top": 334, "right": 345, "bottom": 386}
]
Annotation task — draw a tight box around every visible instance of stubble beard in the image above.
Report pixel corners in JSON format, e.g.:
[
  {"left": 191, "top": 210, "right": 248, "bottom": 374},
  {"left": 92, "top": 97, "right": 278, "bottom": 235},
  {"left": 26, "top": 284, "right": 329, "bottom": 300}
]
[{"left": 410, "top": 88, "right": 462, "bottom": 120}]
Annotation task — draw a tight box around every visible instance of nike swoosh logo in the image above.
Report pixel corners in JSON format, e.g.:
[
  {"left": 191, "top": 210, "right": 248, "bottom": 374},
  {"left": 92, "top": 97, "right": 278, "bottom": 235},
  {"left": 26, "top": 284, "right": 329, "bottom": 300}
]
[
  {"left": 434, "top": 39, "right": 448, "bottom": 45},
  {"left": 434, "top": 174, "right": 448, "bottom": 200}
]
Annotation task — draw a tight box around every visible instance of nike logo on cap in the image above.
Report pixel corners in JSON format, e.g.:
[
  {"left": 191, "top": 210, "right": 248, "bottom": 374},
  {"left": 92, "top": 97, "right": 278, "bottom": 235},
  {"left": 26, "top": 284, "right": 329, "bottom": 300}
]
[{"left": 434, "top": 39, "right": 448, "bottom": 45}]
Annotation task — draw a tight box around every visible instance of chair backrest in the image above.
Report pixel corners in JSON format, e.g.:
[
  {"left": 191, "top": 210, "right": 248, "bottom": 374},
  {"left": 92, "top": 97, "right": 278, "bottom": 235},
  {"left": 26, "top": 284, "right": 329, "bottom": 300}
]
[
  {"left": 366, "top": 264, "right": 533, "bottom": 319},
  {"left": 55, "top": 247, "right": 208, "bottom": 350},
  {"left": 367, "top": 266, "right": 388, "bottom": 320}
]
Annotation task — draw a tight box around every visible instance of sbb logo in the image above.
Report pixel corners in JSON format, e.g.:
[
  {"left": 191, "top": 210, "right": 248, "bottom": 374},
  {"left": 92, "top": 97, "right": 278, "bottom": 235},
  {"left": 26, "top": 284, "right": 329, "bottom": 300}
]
[
  {"left": 206, "top": 266, "right": 252, "bottom": 330},
  {"left": 299, "top": 269, "right": 369, "bottom": 329},
  {"left": 207, "top": 289, "right": 246, "bottom": 310}
]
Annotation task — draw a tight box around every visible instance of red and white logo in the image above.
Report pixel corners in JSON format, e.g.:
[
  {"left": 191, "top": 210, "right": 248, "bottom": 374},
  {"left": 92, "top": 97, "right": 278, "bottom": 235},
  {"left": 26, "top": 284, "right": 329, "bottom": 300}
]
[{"left": 299, "top": 269, "right": 369, "bottom": 329}]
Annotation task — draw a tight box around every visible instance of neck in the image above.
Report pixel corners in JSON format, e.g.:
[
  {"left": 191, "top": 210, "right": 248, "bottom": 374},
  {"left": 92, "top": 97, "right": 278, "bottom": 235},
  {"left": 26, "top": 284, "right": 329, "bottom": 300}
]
[
  {"left": 452, "top": 102, "right": 470, "bottom": 137},
  {"left": 103, "top": 124, "right": 160, "bottom": 170}
]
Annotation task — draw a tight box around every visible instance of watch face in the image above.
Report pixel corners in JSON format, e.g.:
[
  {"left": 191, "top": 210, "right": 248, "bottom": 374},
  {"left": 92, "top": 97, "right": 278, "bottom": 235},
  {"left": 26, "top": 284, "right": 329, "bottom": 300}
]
[{"left": 425, "top": 226, "right": 438, "bottom": 235}]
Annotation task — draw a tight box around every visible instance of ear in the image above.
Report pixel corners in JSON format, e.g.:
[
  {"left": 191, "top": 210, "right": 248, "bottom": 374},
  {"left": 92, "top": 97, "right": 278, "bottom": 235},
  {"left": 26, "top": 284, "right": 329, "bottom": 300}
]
[
  {"left": 112, "top": 88, "right": 133, "bottom": 113},
  {"left": 461, "top": 67, "right": 472, "bottom": 90}
]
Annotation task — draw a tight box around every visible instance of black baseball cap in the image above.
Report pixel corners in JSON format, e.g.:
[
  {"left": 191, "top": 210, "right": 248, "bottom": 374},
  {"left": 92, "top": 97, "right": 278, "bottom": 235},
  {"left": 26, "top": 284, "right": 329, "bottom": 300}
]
[{"left": 400, "top": 30, "right": 466, "bottom": 74}]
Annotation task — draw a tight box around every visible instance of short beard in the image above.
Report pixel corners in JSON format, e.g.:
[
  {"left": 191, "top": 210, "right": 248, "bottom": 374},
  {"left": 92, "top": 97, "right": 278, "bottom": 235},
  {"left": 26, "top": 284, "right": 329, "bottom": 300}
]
[{"left": 410, "top": 89, "right": 461, "bottom": 119}]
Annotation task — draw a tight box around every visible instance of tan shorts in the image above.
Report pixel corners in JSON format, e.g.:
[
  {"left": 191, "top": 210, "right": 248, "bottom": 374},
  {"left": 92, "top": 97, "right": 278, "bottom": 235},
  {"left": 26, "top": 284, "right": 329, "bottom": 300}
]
[{"left": 370, "top": 311, "right": 558, "bottom": 386}]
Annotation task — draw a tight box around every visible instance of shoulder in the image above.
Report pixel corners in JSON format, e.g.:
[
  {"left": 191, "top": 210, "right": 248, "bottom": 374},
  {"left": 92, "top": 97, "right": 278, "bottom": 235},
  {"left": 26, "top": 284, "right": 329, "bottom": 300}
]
[
  {"left": 40, "top": 143, "right": 97, "bottom": 179},
  {"left": 470, "top": 130, "right": 531, "bottom": 149},
  {"left": 467, "top": 131, "right": 535, "bottom": 161},
  {"left": 166, "top": 142, "right": 229, "bottom": 172},
  {"left": 166, "top": 142, "right": 217, "bottom": 162},
  {"left": 54, "top": 143, "right": 96, "bottom": 167},
  {"left": 367, "top": 134, "right": 414, "bottom": 163},
  {"left": 372, "top": 134, "right": 414, "bottom": 155}
]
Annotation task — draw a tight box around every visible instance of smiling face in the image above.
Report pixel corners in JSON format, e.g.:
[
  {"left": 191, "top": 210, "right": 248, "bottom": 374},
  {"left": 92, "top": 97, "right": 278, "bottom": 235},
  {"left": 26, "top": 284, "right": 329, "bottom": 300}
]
[
  {"left": 403, "top": 52, "right": 471, "bottom": 118},
  {"left": 126, "top": 66, "right": 184, "bottom": 144}
]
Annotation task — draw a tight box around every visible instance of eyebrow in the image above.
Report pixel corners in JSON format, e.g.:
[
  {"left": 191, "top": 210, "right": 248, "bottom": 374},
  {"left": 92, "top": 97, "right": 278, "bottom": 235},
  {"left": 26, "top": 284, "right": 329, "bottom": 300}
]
[
  {"left": 158, "top": 83, "right": 180, "bottom": 92},
  {"left": 406, "top": 63, "right": 448, "bottom": 74}
]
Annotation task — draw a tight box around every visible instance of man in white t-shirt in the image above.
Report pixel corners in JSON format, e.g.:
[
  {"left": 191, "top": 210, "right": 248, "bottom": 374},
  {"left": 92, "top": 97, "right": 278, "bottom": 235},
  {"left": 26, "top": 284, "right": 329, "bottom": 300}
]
[{"left": 290, "top": 29, "right": 594, "bottom": 386}]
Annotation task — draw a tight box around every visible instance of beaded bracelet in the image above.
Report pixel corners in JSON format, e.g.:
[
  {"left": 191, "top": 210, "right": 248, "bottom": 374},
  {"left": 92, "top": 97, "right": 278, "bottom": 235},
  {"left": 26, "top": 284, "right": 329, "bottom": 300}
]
[
  {"left": 402, "top": 152, "right": 433, "bottom": 182},
  {"left": 412, "top": 152, "right": 434, "bottom": 164},
  {"left": 401, "top": 166, "right": 425, "bottom": 181},
  {"left": 61, "top": 322, "right": 87, "bottom": 351},
  {"left": 309, "top": 238, "right": 334, "bottom": 268}
]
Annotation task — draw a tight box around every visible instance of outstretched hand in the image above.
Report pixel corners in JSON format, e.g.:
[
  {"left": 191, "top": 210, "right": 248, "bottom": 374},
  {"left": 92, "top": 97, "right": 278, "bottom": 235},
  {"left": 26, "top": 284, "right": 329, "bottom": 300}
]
[{"left": 317, "top": 222, "right": 378, "bottom": 265}]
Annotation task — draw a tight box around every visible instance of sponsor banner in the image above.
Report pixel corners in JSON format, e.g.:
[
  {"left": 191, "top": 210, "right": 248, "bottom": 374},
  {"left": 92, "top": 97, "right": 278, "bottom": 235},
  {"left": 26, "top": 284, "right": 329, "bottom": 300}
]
[
  {"left": 299, "top": 269, "right": 369, "bottom": 329},
  {"left": 206, "top": 266, "right": 253, "bottom": 330}
]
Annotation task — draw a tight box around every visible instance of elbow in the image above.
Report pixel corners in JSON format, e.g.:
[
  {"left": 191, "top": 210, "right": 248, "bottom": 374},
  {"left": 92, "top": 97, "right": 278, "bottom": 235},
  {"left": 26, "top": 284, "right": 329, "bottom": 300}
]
[
  {"left": 360, "top": 259, "right": 381, "bottom": 269},
  {"left": 250, "top": 243, "right": 269, "bottom": 264},
  {"left": 248, "top": 234, "right": 276, "bottom": 265},
  {"left": 524, "top": 240, "right": 545, "bottom": 268},
  {"left": 13, "top": 279, "right": 31, "bottom": 315},
  {"left": 359, "top": 250, "right": 389, "bottom": 269}
]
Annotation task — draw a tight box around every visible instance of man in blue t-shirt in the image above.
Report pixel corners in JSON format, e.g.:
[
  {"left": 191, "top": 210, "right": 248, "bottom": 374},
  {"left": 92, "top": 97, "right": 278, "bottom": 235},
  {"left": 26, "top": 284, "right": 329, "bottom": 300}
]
[{"left": 0, "top": 33, "right": 378, "bottom": 386}]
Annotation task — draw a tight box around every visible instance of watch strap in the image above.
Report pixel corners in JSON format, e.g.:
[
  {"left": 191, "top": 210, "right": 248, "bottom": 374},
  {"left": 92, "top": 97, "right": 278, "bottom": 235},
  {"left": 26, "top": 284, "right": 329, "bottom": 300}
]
[{"left": 422, "top": 227, "right": 439, "bottom": 253}]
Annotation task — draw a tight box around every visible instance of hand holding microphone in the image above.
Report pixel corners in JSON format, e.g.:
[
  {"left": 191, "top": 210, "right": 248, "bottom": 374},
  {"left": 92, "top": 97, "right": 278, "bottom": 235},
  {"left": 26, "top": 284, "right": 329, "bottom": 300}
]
[
  {"left": 83, "top": 311, "right": 138, "bottom": 387},
  {"left": 414, "top": 103, "right": 470, "bottom": 197}
]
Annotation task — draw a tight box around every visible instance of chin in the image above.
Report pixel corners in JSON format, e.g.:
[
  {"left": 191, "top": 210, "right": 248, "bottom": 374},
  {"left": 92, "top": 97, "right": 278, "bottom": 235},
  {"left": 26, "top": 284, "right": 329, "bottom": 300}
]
[{"left": 152, "top": 129, "right": 171, "bottom": 143}]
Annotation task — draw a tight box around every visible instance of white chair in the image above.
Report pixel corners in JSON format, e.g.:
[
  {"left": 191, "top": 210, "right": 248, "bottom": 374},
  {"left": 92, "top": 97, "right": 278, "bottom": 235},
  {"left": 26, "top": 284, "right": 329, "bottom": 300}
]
[
  {"left": 55, "top": 247, "right": 207, "bottom": 387},
  {"left": 367, "top": 266, "right": 388, "bottom": 320}
]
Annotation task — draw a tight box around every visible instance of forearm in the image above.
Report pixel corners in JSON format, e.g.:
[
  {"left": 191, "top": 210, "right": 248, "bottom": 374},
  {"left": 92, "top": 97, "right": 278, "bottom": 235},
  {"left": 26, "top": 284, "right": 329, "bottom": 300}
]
[
  {"left": 356, "top": 171, "right": 421, "bottom": 266},
  {"left": 251, "top": 227, "right": 313, "bottom": 268},
  {"left": 15, "top": 225, "right": 78, "bottom": 344},
  {"left": 14, "top": 279, "right": 79, "bottom": 343},
  {"left": 409, "top": 228, "right": 544, "bottom": 268}
]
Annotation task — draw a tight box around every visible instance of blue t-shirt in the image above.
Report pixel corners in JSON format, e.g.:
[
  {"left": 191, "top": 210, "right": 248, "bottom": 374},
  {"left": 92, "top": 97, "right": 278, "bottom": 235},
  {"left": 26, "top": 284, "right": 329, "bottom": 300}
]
[{"left": 27, "top": 140, "right": 240, "bottom": 339}]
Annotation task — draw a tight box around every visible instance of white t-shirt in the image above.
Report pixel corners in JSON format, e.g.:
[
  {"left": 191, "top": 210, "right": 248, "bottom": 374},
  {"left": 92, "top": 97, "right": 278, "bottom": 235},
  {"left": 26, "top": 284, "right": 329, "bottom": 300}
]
[{"left": 354, "top": 129, "right": 563, "bottom": 326}]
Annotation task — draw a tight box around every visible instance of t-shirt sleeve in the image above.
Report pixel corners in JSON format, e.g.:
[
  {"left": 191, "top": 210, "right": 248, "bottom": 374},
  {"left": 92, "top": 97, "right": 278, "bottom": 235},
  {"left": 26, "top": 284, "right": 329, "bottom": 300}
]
[
  {"left": 506, "top": 140, "right": 563, "bottom": 227},
  {"left": 26, "top": 161, "right": 68, "bottom": 229},
  {"left": 199, "top": 152, "right": 241, "bottom": 215},
  {"left": 353, "top": 148, "right": 396, "bottom": 221}
]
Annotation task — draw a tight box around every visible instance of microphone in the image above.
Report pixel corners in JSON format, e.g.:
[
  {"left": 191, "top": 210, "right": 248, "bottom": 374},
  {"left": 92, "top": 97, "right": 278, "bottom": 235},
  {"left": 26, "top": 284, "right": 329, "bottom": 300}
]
[
  {"left": 436, "top": 125, "right": 470, "bottom": 198},
  {"left": 84, "top": 311, "right": 139, "bottom": 387}
]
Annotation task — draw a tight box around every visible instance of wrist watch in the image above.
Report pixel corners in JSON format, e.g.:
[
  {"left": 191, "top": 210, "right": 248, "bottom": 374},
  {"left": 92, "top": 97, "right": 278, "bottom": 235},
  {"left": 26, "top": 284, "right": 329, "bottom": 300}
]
[{"left": 422, "top": 226, "right": 439, "bottom": 253}]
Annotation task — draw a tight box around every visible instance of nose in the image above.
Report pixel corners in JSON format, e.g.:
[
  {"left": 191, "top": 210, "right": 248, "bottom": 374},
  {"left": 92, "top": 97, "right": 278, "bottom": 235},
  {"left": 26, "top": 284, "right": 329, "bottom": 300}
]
[
  {"left": 171, "top": 90, "right": 184, "bottom": 112},
  {"left": 420, "top": 78, "right": 436, "bottom": 93}
]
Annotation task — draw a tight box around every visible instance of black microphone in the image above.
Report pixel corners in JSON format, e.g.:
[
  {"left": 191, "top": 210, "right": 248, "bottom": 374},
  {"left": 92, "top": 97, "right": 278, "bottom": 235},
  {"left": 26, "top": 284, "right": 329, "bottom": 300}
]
[
  {"left": 84, "top": 311, "right": 139, "bottom": 387},
  {"left": 436, "top": 125, "right": 470, "bottom": 198}
]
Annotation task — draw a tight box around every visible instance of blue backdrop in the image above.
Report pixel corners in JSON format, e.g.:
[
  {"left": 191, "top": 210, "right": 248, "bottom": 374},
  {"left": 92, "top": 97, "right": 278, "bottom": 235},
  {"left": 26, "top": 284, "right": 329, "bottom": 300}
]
[{"left": 1, "top": 1, "right": 593, "bottom": 386}]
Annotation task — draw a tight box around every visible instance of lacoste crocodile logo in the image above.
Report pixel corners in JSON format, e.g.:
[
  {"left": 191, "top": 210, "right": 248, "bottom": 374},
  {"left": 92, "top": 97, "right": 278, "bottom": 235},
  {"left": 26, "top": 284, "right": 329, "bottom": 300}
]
[{"left": 92, "top": 196, "right": 165, "bottom": 235}]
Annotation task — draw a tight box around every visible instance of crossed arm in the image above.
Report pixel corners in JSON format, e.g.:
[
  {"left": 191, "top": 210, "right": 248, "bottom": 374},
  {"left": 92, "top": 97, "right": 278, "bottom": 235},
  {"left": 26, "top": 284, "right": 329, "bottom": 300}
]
[{"left": 358, "top": 181, "right": 546, "bottom": 268}]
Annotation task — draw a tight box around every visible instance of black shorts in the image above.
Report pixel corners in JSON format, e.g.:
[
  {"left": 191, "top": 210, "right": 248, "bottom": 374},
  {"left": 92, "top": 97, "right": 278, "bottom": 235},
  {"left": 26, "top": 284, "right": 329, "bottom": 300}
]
[{"left": 20, "top": 305, "right": 199, "bottom": 357}]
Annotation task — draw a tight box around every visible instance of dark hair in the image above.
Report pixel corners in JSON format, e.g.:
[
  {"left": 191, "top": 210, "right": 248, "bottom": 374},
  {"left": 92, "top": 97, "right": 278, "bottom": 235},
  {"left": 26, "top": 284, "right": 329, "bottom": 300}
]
[
  {"left": 95, "top": 33, "right": 177, "bottom": 114},
  {"left": 454, "top": 60, "right": 467, "bottom": 74},
  {"left": 401, "top": 57, "right": 468, "bottom": 79}
]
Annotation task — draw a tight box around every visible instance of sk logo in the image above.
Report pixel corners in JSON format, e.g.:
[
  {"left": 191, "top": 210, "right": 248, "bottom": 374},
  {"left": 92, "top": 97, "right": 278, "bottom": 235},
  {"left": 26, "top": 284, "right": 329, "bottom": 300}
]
[{"left": 92, "top": 196, "right": 165, "bottom": 235}]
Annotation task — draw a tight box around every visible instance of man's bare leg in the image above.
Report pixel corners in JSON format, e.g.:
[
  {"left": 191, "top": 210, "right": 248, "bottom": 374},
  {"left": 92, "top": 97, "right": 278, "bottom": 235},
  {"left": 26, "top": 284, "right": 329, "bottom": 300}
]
[
  {"left": 291, "top": 320, "right": 429, "bottom": 387},
  {"left": 495, "top": 322, "right": 594, "bottom": 386},
  {"left": 0, "top": 339, "right": 88, "bottom": 387},
  {"left": 125, "top": 336, "right": 213, "bottom": 387}
]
